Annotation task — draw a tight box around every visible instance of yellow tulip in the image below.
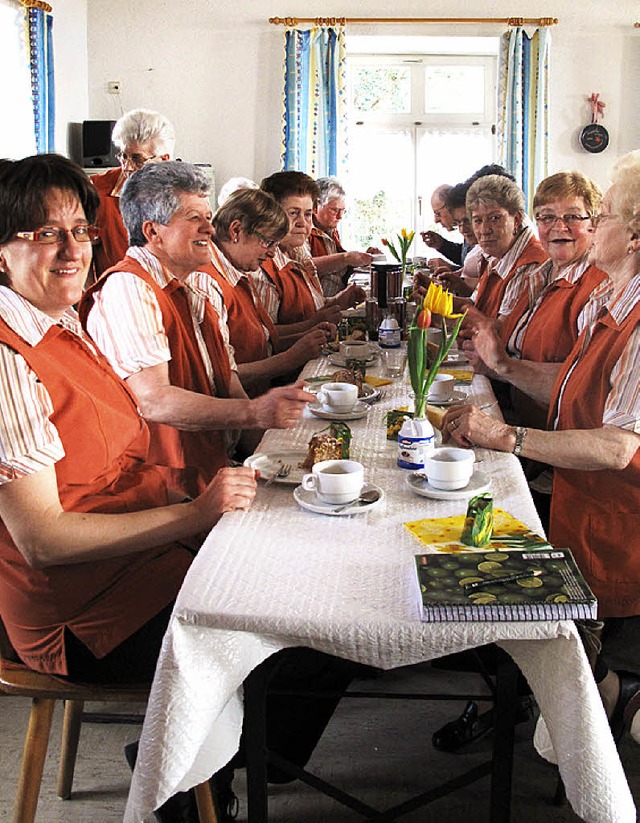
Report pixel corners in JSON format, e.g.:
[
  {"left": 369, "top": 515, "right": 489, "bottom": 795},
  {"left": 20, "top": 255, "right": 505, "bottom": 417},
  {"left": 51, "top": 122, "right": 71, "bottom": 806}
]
[{"left": 423, "top": 282, "right": 464, "bottom": 318}]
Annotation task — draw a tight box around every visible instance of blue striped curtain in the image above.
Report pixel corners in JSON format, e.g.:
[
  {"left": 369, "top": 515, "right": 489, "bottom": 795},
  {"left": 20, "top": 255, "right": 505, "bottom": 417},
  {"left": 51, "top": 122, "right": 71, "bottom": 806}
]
[
  {"left": 281, "top": 26, "right": 347, "bottom": 176},
  {"left": 497, "top": 27, "right": 550, "bottom": 208},
  {"left": 26, "top": 4, "right": 55, "bottom": 153}
]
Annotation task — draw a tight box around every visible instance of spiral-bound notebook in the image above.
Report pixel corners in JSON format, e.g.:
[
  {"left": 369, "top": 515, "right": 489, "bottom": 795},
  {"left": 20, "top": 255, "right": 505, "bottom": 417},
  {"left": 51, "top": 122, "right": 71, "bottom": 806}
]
[{"left": 415, "top": 548, "right": 597, "bottom": 622}]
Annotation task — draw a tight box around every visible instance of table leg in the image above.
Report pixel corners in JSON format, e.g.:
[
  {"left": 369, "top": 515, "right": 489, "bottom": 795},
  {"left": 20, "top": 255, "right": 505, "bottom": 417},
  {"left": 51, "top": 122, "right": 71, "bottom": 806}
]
[
  {"left": 244, "top": 661, "right": 271, "bottom": 823},
  {"left": 490, "top": 650, "right": 519, "bottom": 823}
]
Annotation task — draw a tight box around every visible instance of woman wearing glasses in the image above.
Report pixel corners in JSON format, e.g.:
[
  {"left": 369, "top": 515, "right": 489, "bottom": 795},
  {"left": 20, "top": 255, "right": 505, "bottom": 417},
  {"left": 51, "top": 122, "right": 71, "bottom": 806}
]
[
  {"left": 91, "top": 108, "right": 175, "bottom": 277},
  {"left": 0, "top": 153, "right": 255, "bottom": 689},
  {"left": 208, "top": 186, "right": 331, "bottom": 395},
  {"left": 309, "top": 176, "right": 376, "bottom": 296},
  {"left": 443, "top": 151, "right": 640, "bottom": 745},
  {"left": 466, "top": 172, "right": 612, "bottom": 432}
]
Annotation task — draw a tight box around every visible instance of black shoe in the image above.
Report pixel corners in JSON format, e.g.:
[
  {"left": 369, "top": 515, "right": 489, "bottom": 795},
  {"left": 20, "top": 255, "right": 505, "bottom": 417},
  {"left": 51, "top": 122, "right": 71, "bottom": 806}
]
[
  {"left": 611, "top": 670, "right": 640, "bottom": 743},
  {"left": 432, "top": 696, "right": 533, "bottom": 753},
  {"left": 124, "top": 741, "right": 199, "bottom": 823},
  {"left": 210, "top": 768, "right": 239, "bottom": 823}
]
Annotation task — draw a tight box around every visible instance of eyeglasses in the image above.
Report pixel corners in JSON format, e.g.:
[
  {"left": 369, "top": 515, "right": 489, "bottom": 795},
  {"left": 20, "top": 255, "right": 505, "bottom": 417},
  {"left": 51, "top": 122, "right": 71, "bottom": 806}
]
[
  {"left": 535, "top": 213, "right": 591, "bottom": 227},
  {"left": 15, "top": 225, "right": 101, "bottom": 244},
  {"left": 590, "top": 213, "right": 620, "bottom": 228},
  {"left": 326, "top": 206, "right": 347, "bottom": 217},
  {"left": 116, "top": 151, "right": 157, "bottom": 168},
  {"left": 253, "top": 230, "right": 280, "bottom": 249}
]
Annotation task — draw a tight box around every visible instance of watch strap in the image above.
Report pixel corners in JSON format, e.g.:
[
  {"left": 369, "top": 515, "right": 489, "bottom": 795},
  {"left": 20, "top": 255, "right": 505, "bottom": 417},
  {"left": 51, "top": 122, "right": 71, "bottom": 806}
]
[{"left": 512, "top": 426, "right": 528, "bottom": 457}]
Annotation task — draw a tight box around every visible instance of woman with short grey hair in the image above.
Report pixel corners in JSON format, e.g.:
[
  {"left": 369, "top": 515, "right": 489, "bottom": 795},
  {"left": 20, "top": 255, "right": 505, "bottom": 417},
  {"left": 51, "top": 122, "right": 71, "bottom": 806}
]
[
  {"left": 463, "top": 174, "right": 548, "bottom": 320},
  {"left": 309, "top": 176, "right": 377, "bottom": 296},
  {"left": 91, "top": 108, "right": 176, "bottom": 277},
  {"left": 81, "top": 161, "right": 314, "bottom": 500}
]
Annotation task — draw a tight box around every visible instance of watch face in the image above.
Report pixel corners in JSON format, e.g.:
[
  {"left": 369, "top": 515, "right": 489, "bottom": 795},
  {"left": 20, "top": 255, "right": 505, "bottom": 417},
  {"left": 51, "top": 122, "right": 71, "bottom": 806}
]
[{"left": 580, "top": 124, "right": 609, "bottom": 154}]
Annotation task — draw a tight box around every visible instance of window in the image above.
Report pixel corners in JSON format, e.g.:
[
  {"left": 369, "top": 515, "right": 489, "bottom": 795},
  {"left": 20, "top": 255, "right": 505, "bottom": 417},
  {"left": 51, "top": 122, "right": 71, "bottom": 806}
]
[
  {"left": 0, "top": 0, "right": 36, "bottom": 158},
  {"left": 343, "top": 38, "right": 498, "bottom": 251}
]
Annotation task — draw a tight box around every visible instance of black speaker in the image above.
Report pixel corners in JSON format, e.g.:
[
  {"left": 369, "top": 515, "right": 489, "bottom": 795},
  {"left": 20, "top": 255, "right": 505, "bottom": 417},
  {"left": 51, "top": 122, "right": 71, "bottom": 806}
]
[{"left": 82, "top": 120, "right": 118, "bottom": 168}]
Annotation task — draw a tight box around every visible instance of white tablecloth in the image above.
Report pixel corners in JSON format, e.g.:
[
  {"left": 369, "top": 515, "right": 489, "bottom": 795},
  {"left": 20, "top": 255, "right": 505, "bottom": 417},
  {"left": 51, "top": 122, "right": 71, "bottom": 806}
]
[{"left": 125, "top": 357, "right": 636, "bottom": 823}]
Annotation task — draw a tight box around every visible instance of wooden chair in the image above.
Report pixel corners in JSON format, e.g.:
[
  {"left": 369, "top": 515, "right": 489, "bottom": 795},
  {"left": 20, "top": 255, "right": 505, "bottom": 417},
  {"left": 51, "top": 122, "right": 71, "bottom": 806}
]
[{"left": 0, "top": 617, "right": 216, "bottom": 823}]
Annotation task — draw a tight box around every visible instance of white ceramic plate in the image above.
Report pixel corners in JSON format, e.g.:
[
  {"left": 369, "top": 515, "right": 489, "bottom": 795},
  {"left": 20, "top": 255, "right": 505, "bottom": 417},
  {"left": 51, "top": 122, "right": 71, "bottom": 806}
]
[
  {"left": 243, "top": 450, "right": 307, "bottom": 486},
  {"left": 426, "top": 390, "right": 468, "bottom": 407},
  {"left": 293, "top": 482, "right": 384, "bottom": 516},
  {"left": 308, "top": 400, "right": 370, "bottom": 421},
  {"left": 329, "top": 351, "right": 378, "bottom": 367},
  {"left": 406, "top": 469, "right": 491, "bottom": 501}
]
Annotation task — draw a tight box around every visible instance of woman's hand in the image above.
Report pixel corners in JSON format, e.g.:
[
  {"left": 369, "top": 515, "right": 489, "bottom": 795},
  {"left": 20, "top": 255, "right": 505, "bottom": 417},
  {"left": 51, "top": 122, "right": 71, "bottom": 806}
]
[
  {"left": 462, "top": 321, "right": 508, "bottom": 379},
  {"left": 288, "top": 327, "right": 327, "bottom": 366},
  {"left": 334, "top": 283, "right": 366, "bottom": 310},
  {"left": 441, "top": 405, "right": 515, "bottom": 452},
  {"left": 194, "top": 466, "right": 258, "bottom": 525},
  {"left": 314, "top": 302, "right": 343, "bottom": 326}
]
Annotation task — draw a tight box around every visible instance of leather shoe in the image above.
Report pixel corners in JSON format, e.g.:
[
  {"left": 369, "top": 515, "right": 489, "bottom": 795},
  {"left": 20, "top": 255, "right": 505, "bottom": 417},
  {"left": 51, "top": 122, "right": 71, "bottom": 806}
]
[
  {"left": 610, "top": 670, "right": 640, "bottom": 743},
  {"left": 432, "top": 696, "right": 533, "bottom": 753}
]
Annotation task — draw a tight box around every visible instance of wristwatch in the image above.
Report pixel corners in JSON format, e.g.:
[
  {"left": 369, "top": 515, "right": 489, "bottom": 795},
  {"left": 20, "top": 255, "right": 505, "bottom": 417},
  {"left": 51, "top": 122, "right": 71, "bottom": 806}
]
[{"left": 512, "top": 426, "right": 528, "bottom": 457}]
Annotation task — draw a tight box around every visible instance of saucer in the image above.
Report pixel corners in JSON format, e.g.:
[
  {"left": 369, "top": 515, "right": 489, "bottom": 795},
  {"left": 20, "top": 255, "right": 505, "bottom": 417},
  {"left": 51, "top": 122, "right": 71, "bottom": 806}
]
[
  {"left": 426, "top": 390, "right": 468, "bottom": 407},
  {"left": 406, "top": 469, "right": 490, "bottom": 501},
  {"left": 243, "top": 450, "right": 307, "bottom": 486},
  {"left": 293, "top": 482, "right": 384, "bottom": 516},
  {"left": 308, "top": 400, "right": 370, "bottom": 420}
]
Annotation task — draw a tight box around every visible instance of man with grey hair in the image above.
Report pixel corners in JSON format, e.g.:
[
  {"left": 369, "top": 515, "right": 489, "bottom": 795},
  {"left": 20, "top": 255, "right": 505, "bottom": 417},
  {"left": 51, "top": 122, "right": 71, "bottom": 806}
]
[
  {"left": 309, "top": 175, "right": 376, "bottom": 296},
  {"left": 91, "top": 108, "right": 176, "bottom": 276},
  {"left": 81, "top": 161, "right": 313, "bottom": 501}
]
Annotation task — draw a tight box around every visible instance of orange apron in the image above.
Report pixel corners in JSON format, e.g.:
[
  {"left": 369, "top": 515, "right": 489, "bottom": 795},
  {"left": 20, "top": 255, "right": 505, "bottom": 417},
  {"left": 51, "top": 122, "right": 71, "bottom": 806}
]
[
  {"left": 549, "top": 300, "right": 640, "bottom": 617},
  {"left": 474, "top": 237, "right": 548, "bottom": 319},
  {"left": 0, "top": 317, "right": 191, "bottom": 675}
]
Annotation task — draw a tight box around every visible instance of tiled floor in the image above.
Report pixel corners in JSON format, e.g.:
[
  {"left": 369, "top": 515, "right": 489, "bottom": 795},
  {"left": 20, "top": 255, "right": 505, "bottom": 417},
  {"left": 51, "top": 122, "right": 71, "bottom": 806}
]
[{"left": 1, "top": 659, "right": 638, "bottom": 822}]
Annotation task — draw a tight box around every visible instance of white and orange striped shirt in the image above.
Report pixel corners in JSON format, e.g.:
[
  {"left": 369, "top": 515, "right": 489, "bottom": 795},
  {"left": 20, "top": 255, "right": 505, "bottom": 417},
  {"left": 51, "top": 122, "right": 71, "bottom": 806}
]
[
  {"left": 507, "top": 257, "right": 614, "bottom": 357},
  {"left": 552, "top": 274, "right": 640, "bottom": 433},
  {"left": 85, "top": 247, "right": 237, "bottom": 388},
  {"left": 0, "top": 287, "right": 98, "bottom": 483}
]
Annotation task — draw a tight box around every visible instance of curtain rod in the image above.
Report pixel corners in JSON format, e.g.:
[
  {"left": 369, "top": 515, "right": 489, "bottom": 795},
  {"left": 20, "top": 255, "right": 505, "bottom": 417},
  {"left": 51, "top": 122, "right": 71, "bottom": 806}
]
[
  {"left": 269, "top": 16, "right": 559, "bottom": 27},
  {"left": 20, "top": 0, "right": 53, "bottom": 12}
]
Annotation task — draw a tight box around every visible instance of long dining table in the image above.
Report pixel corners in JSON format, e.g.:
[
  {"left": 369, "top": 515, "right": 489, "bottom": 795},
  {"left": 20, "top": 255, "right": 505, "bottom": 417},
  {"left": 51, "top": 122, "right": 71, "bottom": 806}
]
[{"left": 124, "top": 351, "right": 636, "bottom": 823}]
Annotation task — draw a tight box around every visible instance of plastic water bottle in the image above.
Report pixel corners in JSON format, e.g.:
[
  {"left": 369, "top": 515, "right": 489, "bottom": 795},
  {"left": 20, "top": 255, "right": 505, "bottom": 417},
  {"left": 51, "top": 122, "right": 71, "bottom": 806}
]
[{"left": 378, "top": 313, "right": 401, "bottom": 348}]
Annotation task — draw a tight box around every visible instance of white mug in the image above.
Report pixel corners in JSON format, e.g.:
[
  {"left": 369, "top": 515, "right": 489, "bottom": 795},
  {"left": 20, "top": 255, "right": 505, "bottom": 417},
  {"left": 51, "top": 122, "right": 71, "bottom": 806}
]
[
  {"left": 427, "top": 373, "right": 455, "bottom": 401},
  {"left": 316, "top": 382, "right": 358, "bottom": 413},
  {"left": 423, "top": 447, "right": 475, "bottom": 490},
  {"left": 339, "top": 341, "right": 369, "bottom": 360},
  {"left": 301, "top": 459, "right": 364, "bottom": 504}
]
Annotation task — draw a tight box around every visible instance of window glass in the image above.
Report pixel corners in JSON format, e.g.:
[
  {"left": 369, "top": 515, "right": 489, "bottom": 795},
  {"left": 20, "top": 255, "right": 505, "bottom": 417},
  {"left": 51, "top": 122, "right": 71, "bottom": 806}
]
[
  {"left": 352, "top": 65, "right": 411, "bottom": 114},
  {"left": 424, "top": 65, "right": 486, "bottom": 114}
]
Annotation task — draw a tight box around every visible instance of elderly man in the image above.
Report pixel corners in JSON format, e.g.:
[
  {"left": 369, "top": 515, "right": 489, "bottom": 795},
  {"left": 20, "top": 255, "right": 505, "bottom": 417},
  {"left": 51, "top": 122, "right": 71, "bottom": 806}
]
[
  {"left": 91, "top": 108, "right": 175, "bottom": 277},
  {"left": 81, "top": 162, "right": 313, "bottom": 501},
  {"left": 420, "top": 183, "right": 465, "bottom": 266},
  {"left": 308, "top": 176, "right": 375, "bottom": 296}
]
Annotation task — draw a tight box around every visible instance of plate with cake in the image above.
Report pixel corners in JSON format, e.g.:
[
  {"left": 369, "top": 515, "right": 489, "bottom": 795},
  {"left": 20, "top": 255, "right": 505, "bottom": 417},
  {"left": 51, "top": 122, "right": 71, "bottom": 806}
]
[{"left": 243, "top": 450, "right": 307, "bottom": 486}]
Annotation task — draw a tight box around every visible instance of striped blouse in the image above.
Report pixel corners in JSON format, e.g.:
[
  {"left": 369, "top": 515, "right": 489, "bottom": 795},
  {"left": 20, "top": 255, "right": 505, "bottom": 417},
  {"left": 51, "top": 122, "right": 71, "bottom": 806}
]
[
  {"left": 552, "top": 274, "right": 640, "bottom": 433},
  {"left": 0, "top": 287, "right": 94, "bottom": 483},
  {"left": 85, "top": 247, "right": 237, "bottom": 386}
]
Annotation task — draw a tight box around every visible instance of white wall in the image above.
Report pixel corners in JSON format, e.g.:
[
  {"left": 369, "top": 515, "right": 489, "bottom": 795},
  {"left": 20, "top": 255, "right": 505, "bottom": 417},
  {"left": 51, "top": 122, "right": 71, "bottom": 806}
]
[
  {"left": 53, "top": 0, "right": 88, "bottom": 156},
  {"left": 81, "top": 0, "right": 639, "bottom": 192}
]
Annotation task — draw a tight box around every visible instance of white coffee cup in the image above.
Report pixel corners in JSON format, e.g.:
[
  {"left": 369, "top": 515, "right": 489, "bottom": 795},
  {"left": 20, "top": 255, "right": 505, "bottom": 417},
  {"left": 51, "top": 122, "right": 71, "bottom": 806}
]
[
  {"left": 316, "top": 382, "right": 358, "bottom": 413},
  {"left": 423, "top": 447, "right": 475, "bottom": 490},
  {"left": 301, "top": 459, "right": 365, "bottom": 504},
  {"left": 427, "top": 373, "right": 455, "bottom": 402},
  {"left": 339, "top": 341, "right": 369, "bottom": 360}
]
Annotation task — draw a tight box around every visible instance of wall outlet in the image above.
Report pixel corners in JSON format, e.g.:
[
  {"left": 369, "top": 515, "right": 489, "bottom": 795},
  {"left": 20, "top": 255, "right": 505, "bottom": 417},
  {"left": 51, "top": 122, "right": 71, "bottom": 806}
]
[{"left": 107, "top": 81, "right": 121, "bottom": 94}]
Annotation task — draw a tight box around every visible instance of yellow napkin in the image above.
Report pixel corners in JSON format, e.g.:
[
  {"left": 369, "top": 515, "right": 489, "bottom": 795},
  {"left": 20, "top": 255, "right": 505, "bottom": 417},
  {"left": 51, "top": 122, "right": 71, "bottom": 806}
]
[
  {"left": 438, "top": 368, "right": 474, "bottom": 383},
  {"left": 365, "top": 375, "right": 393, "bottom": 387},
  {"left": 404, "top": 509, "right": 546, "bottom": 552}
]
